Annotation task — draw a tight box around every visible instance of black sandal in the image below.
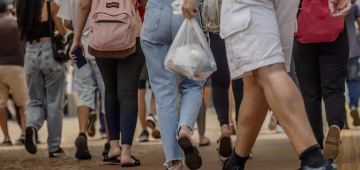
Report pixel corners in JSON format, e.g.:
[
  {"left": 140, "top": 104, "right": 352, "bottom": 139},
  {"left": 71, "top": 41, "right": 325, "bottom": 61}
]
[
  {"left": 178, "top": 136, "right": 202, "bottom": 169},
  {"left": 199, "top": 137, "right": 211, "bottom": 147},
  {"left": 103, "top": 154, "right": 120, "bottom": 164},
  {"left": 122, "top": 156, "right": 141, "bottom": 167}
]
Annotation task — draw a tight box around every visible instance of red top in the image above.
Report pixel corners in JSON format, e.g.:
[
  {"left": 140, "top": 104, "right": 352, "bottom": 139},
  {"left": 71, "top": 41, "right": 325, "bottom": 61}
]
[{"left": 137, "top": 3, "right": 145, "bottom": 22}]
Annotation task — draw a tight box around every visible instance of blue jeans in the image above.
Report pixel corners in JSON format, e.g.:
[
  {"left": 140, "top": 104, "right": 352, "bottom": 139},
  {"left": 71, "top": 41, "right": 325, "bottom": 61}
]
[
  {"left": 346, "top": 56, "right": 359, "bottom": 109},
  {"left": 140, "top": 0, "right": 204, "bottom": 163},
  {"left": 24, "top": 40, "right": 66, "bottom": 152}
]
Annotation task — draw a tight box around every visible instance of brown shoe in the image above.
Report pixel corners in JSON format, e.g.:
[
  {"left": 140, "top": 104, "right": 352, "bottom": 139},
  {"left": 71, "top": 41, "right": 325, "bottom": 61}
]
[{"left": 323, "top": 125, "right": 341, "bottom": 160}]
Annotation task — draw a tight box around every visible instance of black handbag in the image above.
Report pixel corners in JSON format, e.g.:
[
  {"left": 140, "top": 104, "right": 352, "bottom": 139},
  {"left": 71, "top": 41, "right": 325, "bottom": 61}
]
[{"left": 46, "top": 1, "right": 70, "bottom": 63}]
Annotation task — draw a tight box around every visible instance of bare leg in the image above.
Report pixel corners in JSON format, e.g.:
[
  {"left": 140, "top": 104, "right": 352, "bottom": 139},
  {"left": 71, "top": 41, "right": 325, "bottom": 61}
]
[
  {"left": 77, "top": 106, "right": 90, "bottom": 134},
  {"left": 228, "top": 85, "right": 236, "bottom": 134},
  {"left": 0, "top": 107, "right": 10, "bottom": 141},
  {"left": 253, "top": 63, "right": 317, "bottom": 155},
  {"left": 104, "top": 116, "right": 110, "bottom": 144},
  {"left": 150, "top": 93, "right": 156, "bottom": 115},
  {"left": 203, "top": 86, "right": 212, "bottom": 110},
  {"left": 19, "top": 106, "right": 26, "bottom": 135},
  {"left": 138, "top": 89, "right": 147, "bottom": 130},
  {"left": 234, "top": 75, "right": 269, "bottom": 156}
]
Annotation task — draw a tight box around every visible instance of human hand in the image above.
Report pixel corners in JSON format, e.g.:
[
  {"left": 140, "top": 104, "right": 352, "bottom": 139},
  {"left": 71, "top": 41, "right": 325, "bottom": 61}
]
[
  {"left": 69, "top": 41, "right": 84, "bottom": 63},
  {"left": 182, "top": 0, "right": 199, "bottom": 19},
  {"left": 329, "top": 0, "right": 351, "bottom": 18}
]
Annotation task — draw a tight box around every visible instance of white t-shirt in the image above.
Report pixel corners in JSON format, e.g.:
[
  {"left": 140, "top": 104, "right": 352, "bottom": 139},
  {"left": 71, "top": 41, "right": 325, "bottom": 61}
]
[{"left": 57, "top": 0, "right": 93, "bottom": 59}]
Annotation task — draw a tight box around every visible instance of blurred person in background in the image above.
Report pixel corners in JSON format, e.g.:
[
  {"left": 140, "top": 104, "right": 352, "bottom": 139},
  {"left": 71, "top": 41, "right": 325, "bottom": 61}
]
[
  {"left": 16, "top": 0, "right": 66, "bottom": 157},
  {"left": 0, "top": 0, "right": 28, "bottom": 146},
  {"left": 57, "top": 0, "right": 108, "bottom": 160},
  {"left": 345, "top": 0, "right": 360, "bottom": 127}
]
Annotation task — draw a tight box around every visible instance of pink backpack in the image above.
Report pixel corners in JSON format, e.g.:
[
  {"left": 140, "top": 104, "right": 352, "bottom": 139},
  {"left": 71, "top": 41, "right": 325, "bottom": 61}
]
[{"left": 88, "top": 0, "right": 137, "bottom": 59}]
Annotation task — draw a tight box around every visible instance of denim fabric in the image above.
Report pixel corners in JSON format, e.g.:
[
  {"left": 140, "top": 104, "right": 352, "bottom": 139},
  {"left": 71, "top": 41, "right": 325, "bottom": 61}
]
[
  {"left": 140, "top": 0, "right": 204, "bottom": 163},
  {"left": 74, "top": 58, "right": 105, "bottom": 114},
  {"left": 346, "top": 56, "right": 360, "bottom": 109},
  {"left": 24, "top": 40, "right": 66, "bottom": 152}
]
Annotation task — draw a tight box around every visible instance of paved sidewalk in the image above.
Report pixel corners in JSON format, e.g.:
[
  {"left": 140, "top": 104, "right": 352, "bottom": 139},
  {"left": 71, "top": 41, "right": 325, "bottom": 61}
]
[{"left": 0, "top": 112, "right": 360, "bottom": 170}]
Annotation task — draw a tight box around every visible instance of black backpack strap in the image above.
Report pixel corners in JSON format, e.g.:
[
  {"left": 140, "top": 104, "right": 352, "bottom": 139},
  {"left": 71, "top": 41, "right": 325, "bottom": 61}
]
[{"left": 297, "top": 0, "right": 303, "bottom": 17}]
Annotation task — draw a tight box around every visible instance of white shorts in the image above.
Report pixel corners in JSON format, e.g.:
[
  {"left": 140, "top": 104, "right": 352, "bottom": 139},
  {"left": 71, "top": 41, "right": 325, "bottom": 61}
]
[{"left": 220, "top": 0, "right": 299, "bottom": 79}]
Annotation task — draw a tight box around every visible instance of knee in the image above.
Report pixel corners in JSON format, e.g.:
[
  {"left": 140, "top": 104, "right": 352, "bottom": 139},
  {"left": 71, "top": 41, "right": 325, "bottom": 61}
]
[{"left": 118, "top": 90, "right": 137, "bottom": 112}]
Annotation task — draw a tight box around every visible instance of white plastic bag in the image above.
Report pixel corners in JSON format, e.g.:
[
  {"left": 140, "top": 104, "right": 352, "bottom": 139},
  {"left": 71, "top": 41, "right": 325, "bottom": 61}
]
[{"left": 164, "top": 0, "right": 217, "bottom": 81}]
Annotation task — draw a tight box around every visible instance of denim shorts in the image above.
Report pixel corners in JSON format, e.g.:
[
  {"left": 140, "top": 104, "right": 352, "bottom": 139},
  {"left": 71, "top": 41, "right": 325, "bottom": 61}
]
[{"left": 73, "top": 58, "right": 105, "bottom": 113}]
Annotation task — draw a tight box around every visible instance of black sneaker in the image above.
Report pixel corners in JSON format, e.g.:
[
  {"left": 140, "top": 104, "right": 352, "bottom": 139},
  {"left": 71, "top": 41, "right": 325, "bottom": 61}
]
[
  {"left": 87, "top": 114, "right": 97, "bottom": 137},
  {"left": 25, "top": 126, "right": 37, "bottom": 154},
  {"left": 102, "top": 143, "right": 110, "bottom": 156},
  {"left": 139, "top": 130, "right": 149, "bottom": 142},
  {"left": 15, "top": 135, "right": 25, "bottom": 145},
  {"left": 300, "top": 158, "right": 338, "bottom": 170},
  {"left": 75, "top": 133, "right": 92, "bottom": 160},
  {"left": 49, "top": 147, "right": 66, "bottom": 158},
  {"left": 0, "top": 140, "right": 13, "bottom": 147},
  {"left": 222, "top": 158, "right": 244, "bottom": 170}
]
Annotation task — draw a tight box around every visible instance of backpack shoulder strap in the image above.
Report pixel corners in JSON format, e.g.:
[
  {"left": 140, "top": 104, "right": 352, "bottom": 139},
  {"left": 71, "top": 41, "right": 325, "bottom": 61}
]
[{"left": 297, "top": 0, "right": 303, "bottom": 17}]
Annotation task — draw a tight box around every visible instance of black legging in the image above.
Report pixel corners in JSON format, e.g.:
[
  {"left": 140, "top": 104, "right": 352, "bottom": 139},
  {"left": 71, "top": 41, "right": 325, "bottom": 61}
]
[
  {"left": 95, "top": 38, "right": 145, "bottom": 145},
  {"left": 209, "top": 33, "right": 244, "bottom": 126}
]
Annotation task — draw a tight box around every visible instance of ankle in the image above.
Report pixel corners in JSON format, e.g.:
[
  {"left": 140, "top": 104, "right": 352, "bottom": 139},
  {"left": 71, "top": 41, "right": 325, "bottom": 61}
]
[
  {"left": 178, "top": 126, "right": 191, "bottom": 137},
  {"left": 172, "top": 160, "right": 183, "bottom": 167},
  {"left": 221, "top": 125, "right": 230, "bottom": 134}
]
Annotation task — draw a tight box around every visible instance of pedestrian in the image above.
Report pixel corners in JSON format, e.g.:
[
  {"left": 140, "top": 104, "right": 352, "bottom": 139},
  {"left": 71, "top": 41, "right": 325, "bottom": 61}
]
[
  {"left": 71, "top": 0, "right": 144, "bottom": 166},
  {"left": 140, "top": 0, "right": 205, "bottom": 168},
  {"left": 345, "top": 0, "right": 360, "bottom": 127},
  {"left": 0, "top": 0, "right": 28, "bottom": 146},
  {"left": 293, "top": 0, "right": 354, "bottom": 161},
  {"left": 57, "top": 0, "right": 108, "bottom": 160},
  {"left": 182, "top": 0, "right": 351, "bottom": 169},
  {"left": 137, "top": 1, "right": 162, "bottom": 143},
  {"left": 16, "top": 0, "right": 67, "bottom": 157}
]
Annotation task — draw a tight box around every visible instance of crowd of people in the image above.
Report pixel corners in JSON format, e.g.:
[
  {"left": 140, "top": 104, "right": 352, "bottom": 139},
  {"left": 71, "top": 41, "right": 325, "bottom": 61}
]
[{"left": 0, "top": 0, "right": 358, "bottom": 169}]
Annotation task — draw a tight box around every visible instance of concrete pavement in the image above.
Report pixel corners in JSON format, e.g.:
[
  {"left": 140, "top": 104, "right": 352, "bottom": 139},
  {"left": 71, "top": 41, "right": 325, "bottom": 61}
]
[{"left": 1, "top": 111, "right": 360, "bottom": 170}]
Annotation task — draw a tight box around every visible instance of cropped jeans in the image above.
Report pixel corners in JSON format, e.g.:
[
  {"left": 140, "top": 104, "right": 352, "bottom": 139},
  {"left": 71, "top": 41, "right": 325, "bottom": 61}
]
[
  {"left": 24, "top": 40, "right": 66, "bottom": 152},
  {"left": 140, "top": 0, "right": 204, "bottom": 164}
]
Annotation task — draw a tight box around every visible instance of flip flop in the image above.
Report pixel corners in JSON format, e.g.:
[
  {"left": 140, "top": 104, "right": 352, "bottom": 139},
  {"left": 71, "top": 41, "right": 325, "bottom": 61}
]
[
  {"left": 199, "top": 137, "right": 211, "bottom": 147},
  {"left": 178, "top": 136, "right": 202, "bottom": 169},
  {"left": 217, "top": 134, "right": 232, "bottom": 158},
  {"left": 122, "top": 156, "right": 141, "bottom": 167},
  {"left": 103, "top": 154, "right": 121, "bottom": 164}
]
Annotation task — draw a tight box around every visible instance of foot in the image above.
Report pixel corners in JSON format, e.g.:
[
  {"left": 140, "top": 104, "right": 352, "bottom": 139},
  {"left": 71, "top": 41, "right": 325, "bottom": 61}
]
[
  {"left": 323, "top": 125, "right": 341, "bottom": 160},
  {"left": 75, "top": 133, "right": 92, "bottom": 160},
  {"left": 100, "top": 129, "right": 107, "bottom": 139},
  {"left": 102, "top": 143, "right": 110, "bottom": 156},
  {"left": 199, "top": 136, "right": 210, "bottom": 147},
  {"left": 350, "top": 109, "right": 360, "bottom": 126},
  {"left": 167, "top": 161, "right": 184, "bottom": 170},
  {"left": 0, "top": 140, "right": 13, "bottom": 147},
  {"left": 139, "top": 130, "right": 149, "bottom": 142},
  {"left": 121, "top": 155, "right": 141, "bottom": 167},
  {"left": 229, "top": 122, "right": 236, "bottom": 135},
  {"left": 222, "top": 158, "right": 244, "bottom": 170},
  {"left": 87, "top": 113, "right": 97, "bottom": 137},
  {"left": 108, "top": 146, "right": 121, "bottom": 158},
  {"left": 268, "top": 111, "right": 277, "bottom": 131},
  {"left": 300, "top": 159, "right": 338, "bottom": 170},
  {"left": 178, "top": 126, "right": 202, "bottom": 169},
  {"left": 15, "top": 135, "right": 25, "bottom": 145},
  {"left": 218, "top": 134, "right": 232, "bottom": 158},
  {"left": 25, "top": 126, "right": 37, "bottom": 154},
  {"left": 147, "top": 114, "right": 161, "bottom": 139},
  {"left": 275, "top": 124, "right": 284, "bottom": 133},
  {"left": 49, "top": 147, "right": 66, "bottom": 157}
]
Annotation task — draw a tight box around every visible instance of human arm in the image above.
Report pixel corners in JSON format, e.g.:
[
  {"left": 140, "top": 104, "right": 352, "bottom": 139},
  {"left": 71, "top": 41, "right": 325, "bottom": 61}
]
[
  {"left": 64, "top": 20, "right": 73, "bottom": 30},
  {"left": 329, "top": 0, "right": 352, "bottom": 17},
  {"left": 140, "top": 0, "right": 148, "bottom": 7},
  {"left": 69, "top": 0, "right": 92, "bottom": 62},
  {"left": 51, "top": 2, "right": 66, "bottom": 36},
  {"left": 352, "top": 0, "right": 356, "bottom": 4},
  {"left": 182, "top": 0, "right": 199, "bottom": 19}
]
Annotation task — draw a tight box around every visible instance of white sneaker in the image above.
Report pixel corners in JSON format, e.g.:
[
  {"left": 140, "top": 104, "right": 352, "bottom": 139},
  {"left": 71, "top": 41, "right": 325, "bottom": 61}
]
[{"left": 275, "top": 124, "right": 284, "bottom": 133}]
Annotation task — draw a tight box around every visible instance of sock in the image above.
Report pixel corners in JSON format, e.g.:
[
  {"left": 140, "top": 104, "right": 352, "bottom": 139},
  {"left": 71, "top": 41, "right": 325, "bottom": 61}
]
[
  {"left": 120, "top": 111, "right": 138, "bottom": 145},
  {"left": 225, "top": 148, "right": 249, "bottom": 169},
  {"left": 299, "top": 144, "right": 326, "bottom": 168},
  {"left": 79, "top": 132, "right": 87, "bottom": 139}
]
